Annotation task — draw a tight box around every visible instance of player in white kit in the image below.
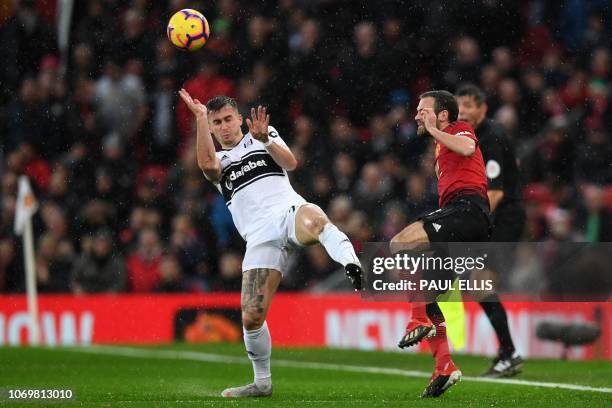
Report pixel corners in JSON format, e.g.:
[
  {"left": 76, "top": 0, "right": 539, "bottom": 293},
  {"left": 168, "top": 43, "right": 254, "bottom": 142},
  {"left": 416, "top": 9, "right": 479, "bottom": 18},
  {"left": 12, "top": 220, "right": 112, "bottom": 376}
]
[{"left": 179, "top": 89, "right": 363, "bottom": 398}]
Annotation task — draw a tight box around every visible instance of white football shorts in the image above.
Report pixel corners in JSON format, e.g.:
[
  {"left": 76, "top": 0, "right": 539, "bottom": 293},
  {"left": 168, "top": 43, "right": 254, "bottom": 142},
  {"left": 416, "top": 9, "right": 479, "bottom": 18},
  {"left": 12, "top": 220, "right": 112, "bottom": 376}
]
[{"left": 242, "top": 200, "right": 308, "bottom": 273}]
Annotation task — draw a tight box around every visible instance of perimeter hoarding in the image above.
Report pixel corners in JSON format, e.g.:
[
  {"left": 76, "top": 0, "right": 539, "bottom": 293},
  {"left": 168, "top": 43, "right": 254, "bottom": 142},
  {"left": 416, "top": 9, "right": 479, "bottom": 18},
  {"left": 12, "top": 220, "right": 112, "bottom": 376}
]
[{"left": 0, "top": 294, "right": 609, "bottom": 360}]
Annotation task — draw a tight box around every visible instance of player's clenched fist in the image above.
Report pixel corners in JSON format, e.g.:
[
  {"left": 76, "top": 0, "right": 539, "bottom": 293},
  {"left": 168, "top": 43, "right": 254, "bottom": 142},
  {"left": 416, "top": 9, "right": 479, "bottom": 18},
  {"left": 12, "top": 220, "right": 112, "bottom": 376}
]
[{"left": 246, "top": 105, "right": 270, "bottom": 143}]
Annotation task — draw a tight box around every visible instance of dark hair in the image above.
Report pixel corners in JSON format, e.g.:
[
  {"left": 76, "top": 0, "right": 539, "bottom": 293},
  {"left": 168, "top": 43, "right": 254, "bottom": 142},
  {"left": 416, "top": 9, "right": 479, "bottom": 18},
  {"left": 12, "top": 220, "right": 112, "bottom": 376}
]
[
  {"left": 419, "top": 90, "right": 459, "bottom": 122},
  {"left": 206, "top": 95, "right": 238, "bottom": 113},
  {"left": 456, "top": 84, "right": 487, "bottom": 106}
]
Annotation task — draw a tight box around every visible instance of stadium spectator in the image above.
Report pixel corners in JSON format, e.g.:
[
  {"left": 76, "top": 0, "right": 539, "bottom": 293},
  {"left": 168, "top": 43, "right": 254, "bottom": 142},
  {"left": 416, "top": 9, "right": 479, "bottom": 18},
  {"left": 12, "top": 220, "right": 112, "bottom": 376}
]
[
  {"left": 332, "top": 153, "right": 357, "bottom": 195},
  {"left": 303, "top": 245, "right": 339, "bottom": 288},
  {"left": 170, "top": 214, "right": 210, "bottom": 282},
  {"left": 404, "top": 172, "right": 437, "bottom": 219},
  {"left": 176, "top": 56, "right": 235, "bottom": 150},
  {"left": 338, "top": 21, "right": 385, "bottom": 126},
  {"left": 0, "top": 198, "right": 17, "bottom": 241},
  {"left": 47, "top": 163, "right": 76, "bottom": 218},
  {"left": 365, "top": 115, "right": 396, "bottom": 161},
  {"left": 215, "top": 251, "right": 243, "bottom": 292},
  {"left": 306, "top": 172, "right": 333, "bottom": 209},
  {"left": 4, "top": 80, "right": 46, "bottom": 155},
  {"left": 527, "top": 120, "right": 575, "bottom": 184},
  {"left": 93, "top": 166, "right": 131, "bottom": 222},
  {"left": 71, "top": 229, "right": 126, "bottom": 294},
  {"left": 0, "top": 0, "right": 57, "bottom": 103},
  {"left": 126, "top": 228, "right": 163, "bottom": 292},
  {"left": 40, "top": 202, "right": 70, "bottom": 242},
  {"left": 0, "top": 237, "right": 18, "bottom": 291},
  {"left": 77, "top": 199, "right": 116, "bottom": 238},
  {"left": 155, "top": 254, "right": 185, "bottom": 292},
  {"left": 288, "top": 18, "right": 332, "bottom": 120},
  {"left": 94, "top": 58, "right": 147, "bottom": 145},
  {"left": 577, "top": 184, "right": 612, "bottom": 242},
  {"left": 288, "top": 19, "right": 323, "bottom": 86},
  {"left": 120, "top": 206, "right": 151, "bottom": 252},
  {"left": 328, "top": 116, "right": 362, "bottom": 162},
  {"left": 11, "top": 143, "right": 51, "bottom": 192},
  {"left": 443, "top": 36, "right": 482, "bottom": 89},
  {"left": 72, "top": 0, "right": 116, "bottom": 66},
  {"left": 575, "top": 128, "right": 612, "bottom": 184},
  {"left": 111, "top": 8, "right": 156, "bottom": 75},
  {"left": 69, "top": 42, "right": 97, "bottom": 87},
  {"left": 353, "top": 162, "right": 392, "bottom": 228},
  {"left": 327, "top": 195, "right": 354, "bottom": 233},
  {"left": 145, "top": 67, "right": 180, "bottom": 164},
  {"left": 381, "top": 202, "right": 408, "bottom": 242},
  {"left": 0, "top": 0, "right": 611, "bottom": 294},
  {"left": 290, "top": 115, "right": 329, "bottom": 189},
  {"left": 71, "top": 77, "right": 98, "bottom": 136},
  {"left": 379, "top": 18, "right": 415, "bottom": 98},
  {"left": 154, "top": 39, "right": 183, "bottom": 84},
  {"left": 36, "top": 232, "right": 74, "bottom": 293},
  {"left": 98, "top": 135, "right": 135, "bottom": 206}
]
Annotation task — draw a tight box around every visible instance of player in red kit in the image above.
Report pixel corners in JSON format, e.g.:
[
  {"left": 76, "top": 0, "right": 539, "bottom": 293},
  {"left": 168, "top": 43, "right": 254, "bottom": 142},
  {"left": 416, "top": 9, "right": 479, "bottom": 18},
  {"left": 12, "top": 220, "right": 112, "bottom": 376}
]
[{"left": 390, "top": 90, "right": 491, "bottom": 397}]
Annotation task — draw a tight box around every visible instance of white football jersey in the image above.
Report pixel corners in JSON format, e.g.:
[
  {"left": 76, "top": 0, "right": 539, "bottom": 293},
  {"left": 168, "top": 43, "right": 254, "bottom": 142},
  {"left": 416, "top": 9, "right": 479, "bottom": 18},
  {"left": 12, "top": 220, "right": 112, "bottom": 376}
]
[{"left": 207, "top": 126, "right": 305, "bottom": 243}]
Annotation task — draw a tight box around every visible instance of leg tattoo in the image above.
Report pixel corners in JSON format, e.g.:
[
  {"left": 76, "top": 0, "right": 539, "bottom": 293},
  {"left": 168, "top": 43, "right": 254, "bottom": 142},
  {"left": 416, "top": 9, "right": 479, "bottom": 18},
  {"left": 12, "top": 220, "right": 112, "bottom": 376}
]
[{"left": 242, "top": 269, "right": 272, "bottom": 317}]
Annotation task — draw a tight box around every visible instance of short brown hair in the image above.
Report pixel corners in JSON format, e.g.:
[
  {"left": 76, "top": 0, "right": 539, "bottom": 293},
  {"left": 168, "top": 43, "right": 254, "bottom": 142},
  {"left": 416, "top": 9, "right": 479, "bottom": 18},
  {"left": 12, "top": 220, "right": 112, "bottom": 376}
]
[
  {"left": 206, "top": 95, "right": 238, "bottom": 113},
  {"left": 419, "top": 90, "right": 459, "bottom": 122}
]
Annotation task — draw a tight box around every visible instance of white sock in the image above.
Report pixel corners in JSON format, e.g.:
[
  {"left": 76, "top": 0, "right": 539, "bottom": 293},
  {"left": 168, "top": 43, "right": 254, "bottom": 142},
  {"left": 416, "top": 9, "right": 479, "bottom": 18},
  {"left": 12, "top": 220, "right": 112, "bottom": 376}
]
[
  {"left": 243, "top": 321, "right": 272, "bottom": 387},
  {"left": 318, "top": 223, "right": 360, "bottom": 267}
]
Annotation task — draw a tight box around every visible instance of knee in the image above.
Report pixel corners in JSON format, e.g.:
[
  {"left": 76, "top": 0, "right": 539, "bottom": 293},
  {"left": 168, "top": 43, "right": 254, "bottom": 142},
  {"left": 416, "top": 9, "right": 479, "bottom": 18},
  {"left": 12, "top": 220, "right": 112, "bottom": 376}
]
[
  {"left": 390, "top": 227, "right": 411, "bottom": 249},
  {"left": 390, "top": 232, "right": 403, "bottom": 247},
  {"left": 390, "top": 224, "right": 423, "bottom": 253},
  {"left": 389, "top": 233, "right": 403, "bottom": 254},
  {"left": 308, "top": 214, "right": 330, "bottom": 237},
  {"left": 242, "top": 311, "right": 265, "bottom": 331}
]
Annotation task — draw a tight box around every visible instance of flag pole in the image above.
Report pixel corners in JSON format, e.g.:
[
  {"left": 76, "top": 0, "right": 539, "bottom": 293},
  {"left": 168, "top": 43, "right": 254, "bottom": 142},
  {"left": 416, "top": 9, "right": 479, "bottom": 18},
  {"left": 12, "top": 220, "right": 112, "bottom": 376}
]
[
  {"left": 15, "top": 176, "right": 40, "bottom": 346},
  {"left": 23, "top": 215, "right": 40, "bottom": 346}
]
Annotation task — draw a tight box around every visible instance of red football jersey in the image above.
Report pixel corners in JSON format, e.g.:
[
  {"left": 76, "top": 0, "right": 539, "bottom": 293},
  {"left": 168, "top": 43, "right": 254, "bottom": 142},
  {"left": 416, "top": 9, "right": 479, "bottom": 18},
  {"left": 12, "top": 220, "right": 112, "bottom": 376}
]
[{"left": 434, "top": 121, "right": 488, "bottom": 207}]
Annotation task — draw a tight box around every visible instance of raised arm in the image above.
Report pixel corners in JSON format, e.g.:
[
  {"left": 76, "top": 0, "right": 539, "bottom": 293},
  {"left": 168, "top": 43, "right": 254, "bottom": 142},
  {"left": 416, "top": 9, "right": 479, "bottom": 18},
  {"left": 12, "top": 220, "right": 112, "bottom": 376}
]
[
  {"left": 421, "top": 107, "right": 476, "bottom": 156},
  {"left": 178, "top": 88, "right": 221, "bottom": 181},
  {"left": 247, "top": 105, "right": 298, "bottom": 171}
]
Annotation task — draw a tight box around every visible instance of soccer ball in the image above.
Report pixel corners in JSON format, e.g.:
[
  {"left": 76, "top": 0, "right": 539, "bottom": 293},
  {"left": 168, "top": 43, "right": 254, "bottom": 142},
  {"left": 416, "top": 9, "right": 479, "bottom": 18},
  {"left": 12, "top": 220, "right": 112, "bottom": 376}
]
[{"left": 167, "top": 9, "right": 210, "bottom": 51}]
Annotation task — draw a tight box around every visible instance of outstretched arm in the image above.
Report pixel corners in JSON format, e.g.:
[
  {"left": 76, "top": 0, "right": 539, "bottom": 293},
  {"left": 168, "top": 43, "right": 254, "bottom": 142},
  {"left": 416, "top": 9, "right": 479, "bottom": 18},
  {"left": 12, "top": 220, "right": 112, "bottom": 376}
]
[
  {"left": 178, "top": 88, "right": 221, "bottom": 181},
  {"left": 247, "top": 106, "right": 298, "bottom": 171}
]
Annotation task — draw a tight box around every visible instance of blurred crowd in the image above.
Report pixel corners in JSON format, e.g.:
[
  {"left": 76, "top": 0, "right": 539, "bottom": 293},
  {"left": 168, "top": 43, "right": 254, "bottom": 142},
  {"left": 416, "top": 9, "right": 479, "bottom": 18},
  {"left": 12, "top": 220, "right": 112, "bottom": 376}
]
[{"left": 0, "top": 0, "right": 611, "bottom": 293}]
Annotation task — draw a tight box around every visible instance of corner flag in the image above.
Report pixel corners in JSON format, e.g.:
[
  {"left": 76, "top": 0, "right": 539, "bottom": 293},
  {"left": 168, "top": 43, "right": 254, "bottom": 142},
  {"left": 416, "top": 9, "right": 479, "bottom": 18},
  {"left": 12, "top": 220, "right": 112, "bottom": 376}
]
[
  {"left": 14, "top": 176, "right": 38, "bottom": 235},
  {"left": 13, "top": 176, "right": 40, "bottom": 345}
]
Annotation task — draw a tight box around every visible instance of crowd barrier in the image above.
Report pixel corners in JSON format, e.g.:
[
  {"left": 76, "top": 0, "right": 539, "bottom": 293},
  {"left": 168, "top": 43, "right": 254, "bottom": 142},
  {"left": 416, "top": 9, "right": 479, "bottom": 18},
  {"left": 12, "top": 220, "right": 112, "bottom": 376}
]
[{"left": 0, "top": 294, "right": 609, "bottom": 360}]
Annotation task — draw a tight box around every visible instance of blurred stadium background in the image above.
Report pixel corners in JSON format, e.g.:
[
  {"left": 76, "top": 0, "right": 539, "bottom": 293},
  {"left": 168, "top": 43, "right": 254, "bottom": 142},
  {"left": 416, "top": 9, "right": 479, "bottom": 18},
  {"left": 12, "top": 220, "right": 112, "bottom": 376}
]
[{"left": 1, "top": 0, "right": 611, "bottom": 372}]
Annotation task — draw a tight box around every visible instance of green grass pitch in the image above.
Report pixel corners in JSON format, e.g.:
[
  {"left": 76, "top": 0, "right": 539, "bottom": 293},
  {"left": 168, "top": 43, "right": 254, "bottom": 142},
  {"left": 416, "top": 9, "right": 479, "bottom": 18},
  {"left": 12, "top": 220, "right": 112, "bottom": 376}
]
[{"left": 0, "top": 344, "right": 610, "bottom": 407}]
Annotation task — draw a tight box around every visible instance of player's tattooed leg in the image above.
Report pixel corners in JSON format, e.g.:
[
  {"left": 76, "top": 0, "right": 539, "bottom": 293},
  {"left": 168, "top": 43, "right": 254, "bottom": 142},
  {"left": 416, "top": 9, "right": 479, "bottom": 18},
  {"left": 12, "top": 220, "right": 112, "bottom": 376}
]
[{"left": 241, "top": 268, "right": 281, "bottom": 330}]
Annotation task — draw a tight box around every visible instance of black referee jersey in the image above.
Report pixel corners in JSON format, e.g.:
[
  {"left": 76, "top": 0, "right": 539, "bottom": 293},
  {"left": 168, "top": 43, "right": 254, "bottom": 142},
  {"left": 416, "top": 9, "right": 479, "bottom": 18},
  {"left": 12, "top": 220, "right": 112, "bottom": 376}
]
[
  {"left": 476, "top": 118, "right": 522, "bottom": 208},
  {"left": 476, "top": 118, "right": 525, "bottom": 242}
]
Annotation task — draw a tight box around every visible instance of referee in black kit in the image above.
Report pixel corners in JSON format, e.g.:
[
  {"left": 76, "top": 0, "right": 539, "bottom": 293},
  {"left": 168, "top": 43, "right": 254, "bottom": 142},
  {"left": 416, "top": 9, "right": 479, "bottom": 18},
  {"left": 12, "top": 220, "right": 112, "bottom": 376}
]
[{"left": 456, "top": 84, "right": 525, "bottom": 378}]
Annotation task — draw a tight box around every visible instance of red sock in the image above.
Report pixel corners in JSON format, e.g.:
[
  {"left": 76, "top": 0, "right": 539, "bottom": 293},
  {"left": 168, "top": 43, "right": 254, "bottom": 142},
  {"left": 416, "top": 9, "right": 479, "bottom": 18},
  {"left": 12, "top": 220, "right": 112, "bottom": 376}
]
[
  {"left": 411, "top": 303, "right": 428, "bottom": 322},
  {"left": 425, "top": 303, "right": 453, "bottom": 372}
]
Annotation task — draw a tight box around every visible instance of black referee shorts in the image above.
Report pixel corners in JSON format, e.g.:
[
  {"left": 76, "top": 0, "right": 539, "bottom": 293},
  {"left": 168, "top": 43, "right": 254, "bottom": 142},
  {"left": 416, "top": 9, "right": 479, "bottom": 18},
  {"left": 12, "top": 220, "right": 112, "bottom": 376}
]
[
  {"left": 490, "top": 202, "right": 526, "bottom": 242},
  {"left": 419, "top": 195, "right": 491, "bottom": 243},
  {"left": 487, "top": 202, "right": 526, "bottom": 274}
]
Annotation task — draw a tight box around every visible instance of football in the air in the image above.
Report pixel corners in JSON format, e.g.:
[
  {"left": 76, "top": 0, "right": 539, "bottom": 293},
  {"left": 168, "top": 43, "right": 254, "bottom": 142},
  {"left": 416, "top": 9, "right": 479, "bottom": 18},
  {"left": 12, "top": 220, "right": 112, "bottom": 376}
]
[{"left": 167, "top": 9, "right": 210, "bottom": 51}]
